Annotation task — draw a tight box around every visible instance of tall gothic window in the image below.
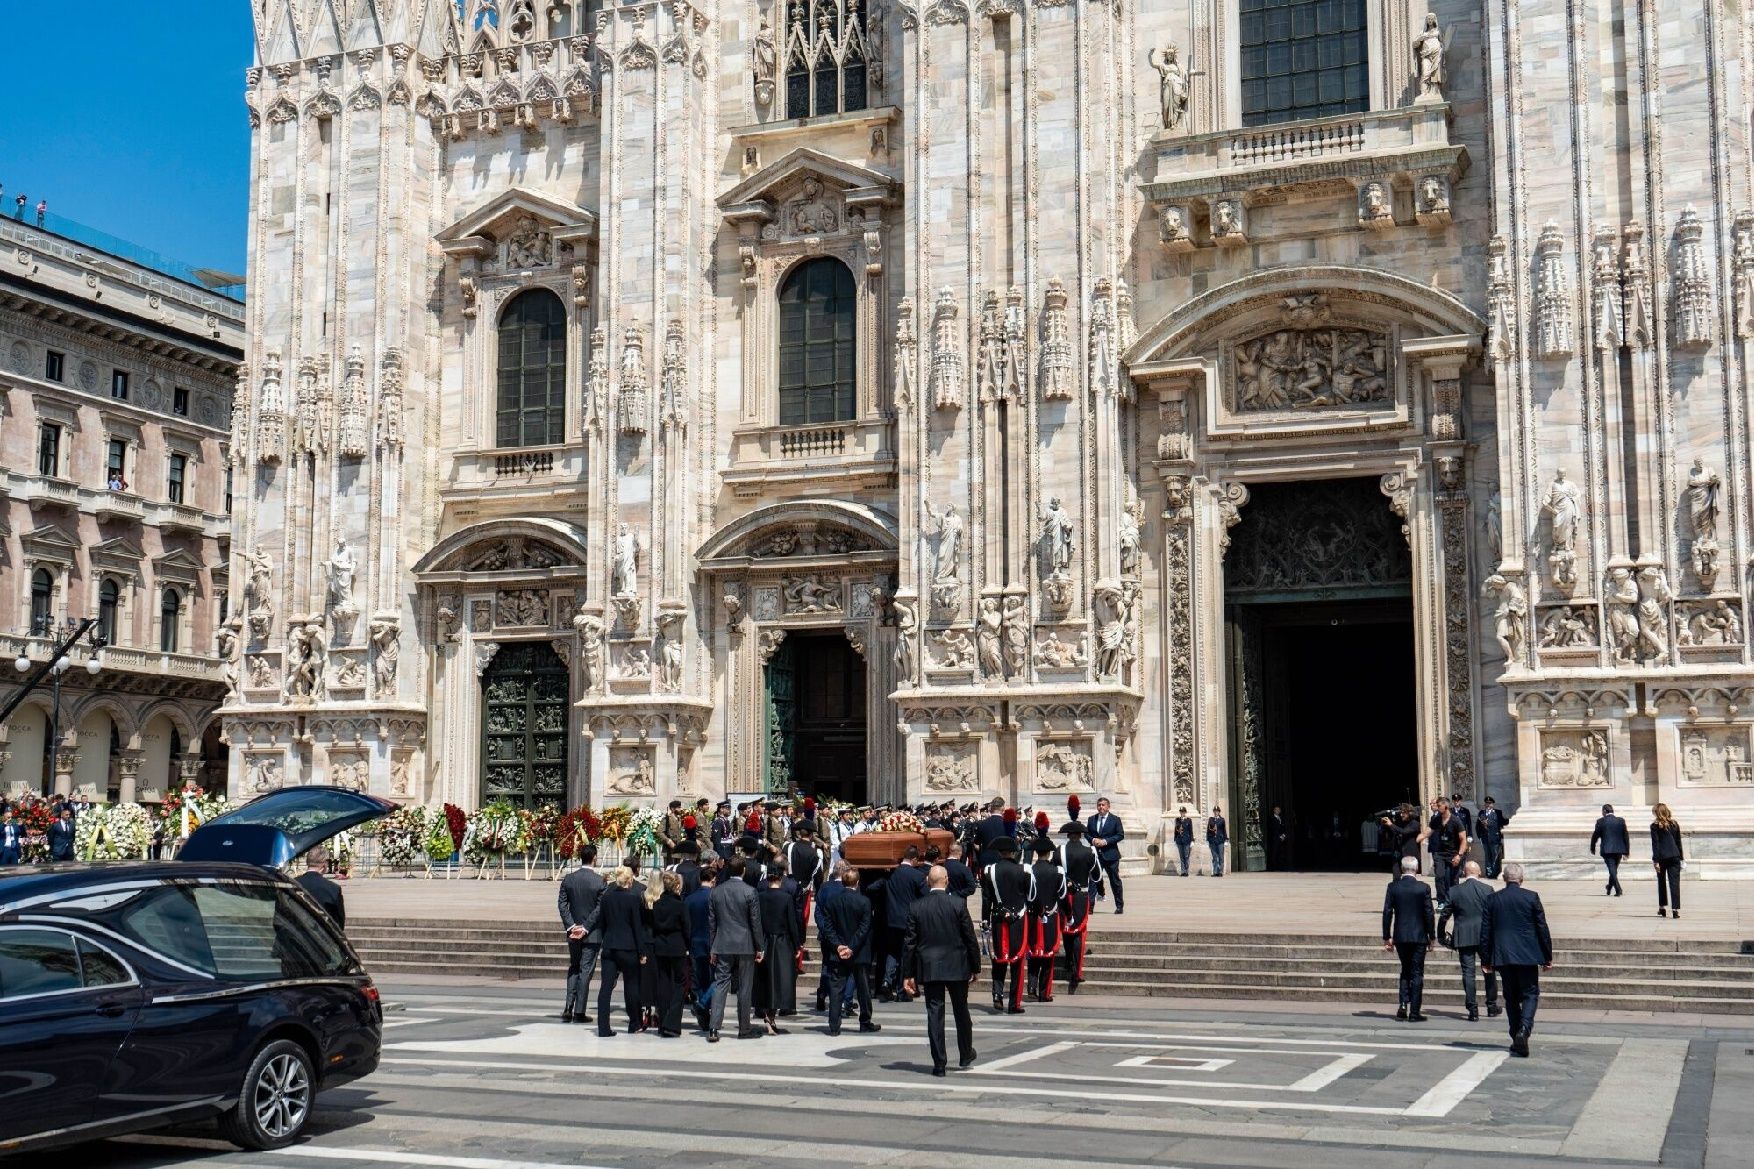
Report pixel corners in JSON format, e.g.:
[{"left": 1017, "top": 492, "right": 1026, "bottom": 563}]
[
  {"left": 30, "top": 569, "right": 53, "bottom": 635},
  {"left": 1240, "top": 0, "right": 1368, "bottom": 127},
  {"left": 496, "top": 288, "right": 568, "bottom": 448},
  {"left": 784, "top": 0, "right": 870, "bottom": 120},
  {"left": 98, "top": 578, "right": 120, "bottom": 645},
  {"left": 160, "top": 589, "right": 181, "bottom": 653},
  {"left": 777, "top": 258, "right": 857, "bottom": 426}
]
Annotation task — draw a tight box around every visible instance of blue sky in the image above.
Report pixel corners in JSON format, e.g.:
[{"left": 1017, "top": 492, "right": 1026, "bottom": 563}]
[{"left": 2, "top": 4, "right": 255, "bottom": 275}]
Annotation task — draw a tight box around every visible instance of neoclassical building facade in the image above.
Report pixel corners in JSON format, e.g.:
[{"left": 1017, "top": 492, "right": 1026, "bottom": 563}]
[{"left": 228, "top": 0, "right": 1754, "bottom": 873}]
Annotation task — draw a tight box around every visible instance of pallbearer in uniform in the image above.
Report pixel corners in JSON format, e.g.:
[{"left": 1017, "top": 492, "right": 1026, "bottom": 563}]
[
  {"left": 1025, "top": 838, "right": 1067, "bottom": 1002},
  {"left": 1056, "top": 817, "right": 1097, "bottom": 995},
  {"left": 982, "top": 835, "right": 1034, "bottom": 1014}
]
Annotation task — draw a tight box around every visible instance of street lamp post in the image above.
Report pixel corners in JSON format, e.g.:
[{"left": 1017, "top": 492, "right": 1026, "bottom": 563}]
[{"left": 12, "top": 618, "right": 105, "bottom": 795}]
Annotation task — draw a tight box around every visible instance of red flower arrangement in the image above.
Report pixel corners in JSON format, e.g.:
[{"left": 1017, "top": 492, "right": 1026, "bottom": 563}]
[
  {"left": 555, "top": 806, "right": 603, "bottom": 859},
  {"left": 443, "top": 802, "right": 468, "bottom": 851}
]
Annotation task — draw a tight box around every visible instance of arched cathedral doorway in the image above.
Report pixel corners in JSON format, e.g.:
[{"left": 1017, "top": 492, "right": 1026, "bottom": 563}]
[
  {"left": 1225, "top": 477, "right": 1417, "bottom": 872},
  {"left": 481, "top": 641, "right": 569, "bottom": 809},
  {"left": 765, "top": 631, "right": 867, "bottom": 803}
]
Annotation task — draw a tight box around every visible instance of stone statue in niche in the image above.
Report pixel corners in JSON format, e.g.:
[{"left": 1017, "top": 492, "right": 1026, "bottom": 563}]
[
  {"left": 752, "top": 12, "right": 777, "bottom": 108},
  {"left": 1118, "top": 499, "right": 1142, "bottom": 577},
  {"left": 789, "top": 177, "right": 838, "bottom": 235},
  {"left": 505, "top": 214, "right": 552, "bottom": 269},
  {"left": 1606, "top": 567, "right": 1640, "bottom": 663},
  {"left": 1040, "top": 496, "right": 1075, "bottom": 576},
  {"left": 1233, "top": 327, "right": 1388, "bottom": 412},
  {"left": 893, "top": 597, "right": 918, "bottom": 684},
  {"left": 925, "top": 501, "right": 962, "bottom": 585},
  {"left": 1001, "top": 594, "right": 1029, "bottom": 677},
  {"left": 611, "top": 523, "right": 639, "bottom": 597},
  {"left": 369, "top": 615, "right": 400, "bottom": 690},
  {"left": 1635, "top": 565, "right": 1672, "bottom": 659},
  {"left": 1412, "top": 13, "right": 1444, "bottom": 101},
  {"left": 1484, "top": 491, "right": 1502, "bottom": 563},
  {"left": 1483, "top": 574, "right": 1527, "bottom": 666},
  {"left": 247, "top": 656, "right": 275, "bottom": 689},
  {"left": 244, "top": 546, "right": 275, "bottom": 639},
  {"left": 976, "top": 596, "right": 1004, "bottom": 677},
  {"left": 1687, "top": 458, "right": 1722, "bottom": 589},
  {"left": 1541, "top": 469, "right": 1581, "bottom": 588},
  {"left": 618, "top": 645, "right": 653, "bottom": 679},
  {"left": 325, "top": 539, "right": 358, "bottom": 618},
  {"left": 1093, "top": 582, "right": 1130, "bottom": 680},
  {"left": 655, "top": 609, "right": 685, "bottom": 691},
  {"left": 283, "top": 621, "right": 328, "bottom": 701},
  {"left": 216, "top": 621, "right": 241, "bottom": 699},
  {"left": 574, "top": 612, "right": 607, "bottom": 692},
  {"left": 1147, "top": 44, "right": 1189, "bottom": 132}
]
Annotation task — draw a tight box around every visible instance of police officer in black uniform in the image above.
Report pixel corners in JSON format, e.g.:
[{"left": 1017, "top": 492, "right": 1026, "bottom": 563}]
[
  {"left": 982, "top": 835, "right": 1034, "bottom": 1014},
  {"left": 1026, "top": 838, "right": 1067, "bottom": 1002},
  {"left": 1056, "top": 820, "right": 1097, "bottom": 994}
]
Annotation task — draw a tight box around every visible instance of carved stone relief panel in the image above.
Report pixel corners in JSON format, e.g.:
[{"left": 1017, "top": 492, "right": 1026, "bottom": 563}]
[
  {"left": 607, "top": 744, "right": 656, "bottom": 796},
  {"left": 923, "top": 741, "right": 979, "bottom": 794},
  {"left": 1678, "top": 727, "right": 1753, "bottom": 786},
  {"left": 1229, "top": 325, "right": 1391, "bottom": 412},
  {"left": 245, "top": 751, "right": 286, "bottom": 793},
  {"left": 389, "top": 748, "right": 418, "bottom": 799},
  {"left": 1035, "top": 739, "right": 1095, "bottom": 793},
  {"left": 329, "top": 750, "right": 369, "bottom": 792},
  {"left": 1537, "top": 729, "right": 1611, "bottom": 788}
]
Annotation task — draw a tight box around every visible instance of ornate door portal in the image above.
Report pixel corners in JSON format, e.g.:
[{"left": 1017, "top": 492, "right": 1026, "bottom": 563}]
[
  {"left": 481, "top": 642, "right": 569, "bottom": 809},
  {"left": 764, "top": 637, "right": 797, "bottom": 794},
  {"left": 1224, "top": 478, "right": 1416, "bottom": 870}
]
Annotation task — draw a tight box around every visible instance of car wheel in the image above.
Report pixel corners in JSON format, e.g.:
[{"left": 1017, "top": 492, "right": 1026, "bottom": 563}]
[{"left": 217, "top": 1038, "right": 315, "bottom": 1150}]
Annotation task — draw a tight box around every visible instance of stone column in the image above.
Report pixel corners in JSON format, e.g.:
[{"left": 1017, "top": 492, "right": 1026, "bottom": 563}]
[
  {"left": 53, "top": 746, "right": 77, "bottom": 797},
  {"left": 117, "top": 750, "right": 144, "bottom": 804}
]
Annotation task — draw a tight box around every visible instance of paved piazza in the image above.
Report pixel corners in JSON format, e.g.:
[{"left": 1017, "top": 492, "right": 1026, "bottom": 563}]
[{"left": 29, "top": 983, "right": 1753, "bottom": 1169}]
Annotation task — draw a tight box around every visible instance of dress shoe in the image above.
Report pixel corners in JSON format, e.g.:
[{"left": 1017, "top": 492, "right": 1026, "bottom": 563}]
[
  {"left": 659, "top": 1030, "right": 681, "bottom": 1038},
  {"left": 1614, "top": 888, "right": 1623, "bottom": 897},
  {"left": 958, "top": 1052, "right": 977, "bottom": 1069},
  {"left": 597, "top": 1029, "right": 615, "bottom": 1038},
  {"left": 1672, "top": 911, "right": 1681, "bottom": 919},
  {"left": 1467, "top": 1008, "right": 1480, "bottom": 1022},
  {"left": 561, "top": 1010, "right": 575, "bottom": 1023},
  {"left": 1115, "top": 908, "right": 1124, "bottom": 916},
  {"left": 1487, "top": 1004, "right": 1502, "bottom": 1018},
  {"left": 825, "top": 1027, "right": 842, "bottom": 1037},
  {"left": 858, "top": 1022, "right": 883, "bottom": 1033},
  {"left": 931, "top": 1067, "right": 947, "bottom": 1078},
  {"left": 1511, "top": 1033, "right": 1530, "bottom": 1058},
  {"left": 1396, "top": 1004, "right": 1408, "bottom": 1020},
  {"left": 737, "top": 1028, "right": 765, "bottom": 1040},
  {"left": 707, "top": 1031, "right": 720, "bottom": 1043},
  {"left": 1408, "top": 1013, "right": 1428, "bottom": 1023},
  {"left": 779, "top": 1008, "right": 798, "bottom": 1017},
  {"left": 1658, "top": 908, "right": 1668, "bottom": 917},
  {"left": 1006, "top": 1006, "right": 1027, "bottom": 1015},
  {"left": 577, "top": 1014, "right": 593, "bottom": 1025},
  {"left": 814, "top": 997, "right": 828, "bottom": 1012}
]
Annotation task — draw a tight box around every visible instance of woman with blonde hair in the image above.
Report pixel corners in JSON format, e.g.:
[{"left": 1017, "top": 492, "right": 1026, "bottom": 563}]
[
  {"left": 1650, "top": 803, "right": 1685, "bottom": 918},
  {"left": 589, "top": 865, "right": 649, "bottom": 1035}
]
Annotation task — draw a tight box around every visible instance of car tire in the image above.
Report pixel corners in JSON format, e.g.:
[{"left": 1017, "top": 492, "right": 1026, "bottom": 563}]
[{"left": 217, "top": 1038, "right": 316, "bottom": 1150}]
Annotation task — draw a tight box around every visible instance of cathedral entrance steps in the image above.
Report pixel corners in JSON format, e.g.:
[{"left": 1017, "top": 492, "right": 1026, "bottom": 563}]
[{"left": 346, "top": 917, "right": 1754, "bottom": 1013}]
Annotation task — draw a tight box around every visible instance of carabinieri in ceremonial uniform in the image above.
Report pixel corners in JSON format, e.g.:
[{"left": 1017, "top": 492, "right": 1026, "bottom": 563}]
[
  {"left": 1057, "top": 817, "right": 1098, "bottom": 995},
  {"left": 1026, "top": 838, "right": 1067, "bottom": 1002},
  {"left": 982, "top": 835, "right": 1034, "bottom": 1014}
]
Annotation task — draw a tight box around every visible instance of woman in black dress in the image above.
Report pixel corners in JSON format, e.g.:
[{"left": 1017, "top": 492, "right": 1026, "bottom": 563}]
[
  {"left": 589, "top": 867, "right": 648, "bottom": 1036},
  {"left": 1650, "top": 803, "right": 1685, "bottom": 918},
  {"left": 754, "top": 867, "right": 802, "bottom": 1035},
  {"left": 650, "top": 871, "right": 690, "bottom": 1036}
]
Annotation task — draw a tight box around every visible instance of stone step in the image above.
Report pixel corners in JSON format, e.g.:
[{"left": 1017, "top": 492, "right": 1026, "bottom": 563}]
[{"left": 349, "top": 939, "right": 1754, "bottom": 982}]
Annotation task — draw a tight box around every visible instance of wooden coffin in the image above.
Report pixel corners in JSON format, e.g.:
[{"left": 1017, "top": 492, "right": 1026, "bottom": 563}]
[{"left": 840, "top": 828, "right": 956, "bottom": 869}]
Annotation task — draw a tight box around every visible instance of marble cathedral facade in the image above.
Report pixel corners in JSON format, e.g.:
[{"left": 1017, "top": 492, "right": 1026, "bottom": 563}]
[{"left": 226, "top": 0, "right": 1754, "bottom": 873}]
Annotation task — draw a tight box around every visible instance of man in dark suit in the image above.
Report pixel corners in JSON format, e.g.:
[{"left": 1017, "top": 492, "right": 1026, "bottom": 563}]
[
  {"left": 903, "top": 865, "right": 981, "bottom": 1077},
  {"left": 1267, "top": 805, "right": 1290, "bottom": 870},
  {"left": 47, "top": 808, "right": 75, "bottom": 861},
  {"left": 881, "top": 847, "right": 928, "bottom": 999},
  {"left": 1481, "top": 862, "right": 1554, "bottom": 1058},
  {"left": 671, "top": 841, "right": 704, "bottom": 897},
  {"left": 971, "top": 797, "right": 1010, "bottom": 871},
  {"left": 1474, "top": 797, "right": 1509, "bottom": 878},
  {"left": 816, "top": 866, "right": 881, "bottom": 1036},
  {"left": 1085, "top": 797, "right": 1125, "bottom": 913},
  {"left": 1381, "top": 856, "right": 1435, "bottom": 1022},
  {"left": 686, "top": 865, "right": 716, "bottom": 1029},
  {"left": 295, "top": 846, "right": 346, "bottom": 928},
  {"left": 0, "top": 811, "right": 21, "bottom": 865},
  {"left": 942, "top": 842, "right": 977, "bottom": 902},
  {"left": 1589, "top": 803, "right": 1631, "bottom": 897},
  {"left": 558, "top": 844, "right": 606, "bottom": 1023},
  {"left": 707, "top": 856, "right": 765, "bottom": 1042},
  {"left": 1438, "top": 860, "right": 1498, "bottom": 1021}
]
